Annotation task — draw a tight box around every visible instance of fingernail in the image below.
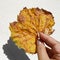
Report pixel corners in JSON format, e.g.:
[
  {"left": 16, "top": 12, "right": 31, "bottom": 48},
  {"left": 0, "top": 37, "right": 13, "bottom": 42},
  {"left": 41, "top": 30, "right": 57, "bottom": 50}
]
[{"left": 37, "top": 40, "right": 41, "bottom": 45}]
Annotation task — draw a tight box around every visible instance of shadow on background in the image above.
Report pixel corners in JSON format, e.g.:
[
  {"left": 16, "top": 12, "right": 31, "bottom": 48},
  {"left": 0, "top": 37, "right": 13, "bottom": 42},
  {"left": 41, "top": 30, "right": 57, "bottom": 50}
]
[{"left": 3, "top": 38, "right": 30, "bottom": 60}]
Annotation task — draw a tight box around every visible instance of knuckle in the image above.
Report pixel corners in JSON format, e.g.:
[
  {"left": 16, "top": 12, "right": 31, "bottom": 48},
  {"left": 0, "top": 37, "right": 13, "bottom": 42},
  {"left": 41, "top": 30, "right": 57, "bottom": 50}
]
[{"left": 54, "top": 44, "right": 60, "bottom": 53}]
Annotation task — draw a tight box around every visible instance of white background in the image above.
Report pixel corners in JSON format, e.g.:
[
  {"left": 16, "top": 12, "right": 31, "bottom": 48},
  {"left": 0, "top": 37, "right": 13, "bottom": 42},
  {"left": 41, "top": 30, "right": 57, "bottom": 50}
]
[{"left": 0, "top": 0, "right": 60, "bottom": 60}]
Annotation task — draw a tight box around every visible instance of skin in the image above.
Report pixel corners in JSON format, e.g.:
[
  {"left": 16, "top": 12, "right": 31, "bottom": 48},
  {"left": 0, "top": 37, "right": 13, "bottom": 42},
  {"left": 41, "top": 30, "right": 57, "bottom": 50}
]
[{"left": 37, "top": 32, "right": 60, "bottom": 60}]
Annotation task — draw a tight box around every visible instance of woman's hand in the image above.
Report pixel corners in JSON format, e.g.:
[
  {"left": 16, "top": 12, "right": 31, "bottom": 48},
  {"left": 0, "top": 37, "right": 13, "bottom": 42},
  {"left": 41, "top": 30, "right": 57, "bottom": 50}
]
[{"left": 37, "top": 33, "right": 60, "bottom": 60}]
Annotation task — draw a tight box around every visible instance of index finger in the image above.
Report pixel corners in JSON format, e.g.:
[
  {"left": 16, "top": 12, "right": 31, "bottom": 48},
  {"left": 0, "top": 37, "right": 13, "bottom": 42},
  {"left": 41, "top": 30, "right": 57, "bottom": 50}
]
[{"left": 40, "top": 32, "right": 58, "bottom": 48}]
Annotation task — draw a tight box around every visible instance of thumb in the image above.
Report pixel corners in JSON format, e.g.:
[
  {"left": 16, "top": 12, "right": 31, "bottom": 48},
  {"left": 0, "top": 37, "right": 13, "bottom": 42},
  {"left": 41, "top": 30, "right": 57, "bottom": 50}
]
[{"left": 37, "top": 40, "right": 50, "bottom": 60}]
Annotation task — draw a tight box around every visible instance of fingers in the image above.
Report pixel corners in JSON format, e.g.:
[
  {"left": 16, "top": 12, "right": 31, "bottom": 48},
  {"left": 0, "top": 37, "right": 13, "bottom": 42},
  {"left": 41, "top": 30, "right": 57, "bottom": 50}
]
[
  {"left": 40, "top": 33, "right": 60, "bottom": 54},
  {"left": 52, "top": 43, "right": 60, "bottom": 54},
  {"left": 52, "top": 54, "right": 60, "bottom": 60},
  {"left": 46, "top": 47, "right": 53, "bottom": 58},
  {"left": 40, "top": 32, "right": 58, "bottom": 48},
  {"left": 37, "top": 40, "right": 50, "bottom": 60}
]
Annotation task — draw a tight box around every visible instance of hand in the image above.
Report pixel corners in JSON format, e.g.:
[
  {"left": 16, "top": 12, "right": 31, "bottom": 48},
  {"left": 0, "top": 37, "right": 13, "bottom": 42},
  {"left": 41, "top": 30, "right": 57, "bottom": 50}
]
[{"left": 37, "top": 33, "right": 60, "bottom": 60}]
